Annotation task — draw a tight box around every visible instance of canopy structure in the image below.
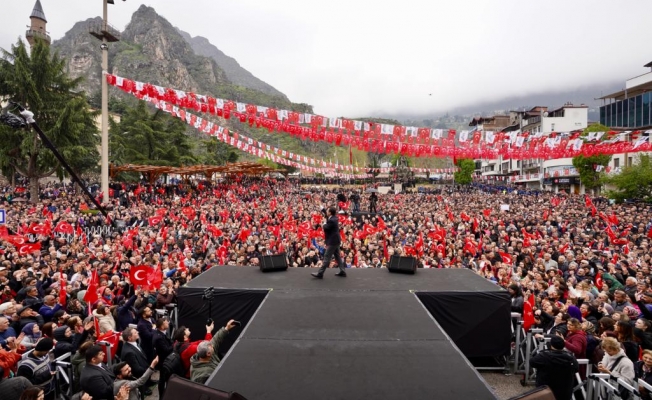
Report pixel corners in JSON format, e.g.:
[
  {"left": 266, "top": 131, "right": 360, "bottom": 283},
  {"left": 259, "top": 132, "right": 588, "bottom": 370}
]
[{"left": 110, "top": 162, "right": 278, "bottom": 183}]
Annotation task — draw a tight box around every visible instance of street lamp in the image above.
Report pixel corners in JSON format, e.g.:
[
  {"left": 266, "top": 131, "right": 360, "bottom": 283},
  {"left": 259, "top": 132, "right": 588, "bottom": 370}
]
[{"left": 90, "top": 0, "right": 123, "bottom": 203}]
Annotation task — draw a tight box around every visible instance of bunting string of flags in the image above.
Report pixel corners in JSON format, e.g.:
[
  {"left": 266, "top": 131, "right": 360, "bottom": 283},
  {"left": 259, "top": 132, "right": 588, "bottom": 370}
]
[
  {"left": 146, "top": 96, "right": 457, "bottom": 175},
  {"left": 107, "top": 73, "right": 652, "bottom": 160}
]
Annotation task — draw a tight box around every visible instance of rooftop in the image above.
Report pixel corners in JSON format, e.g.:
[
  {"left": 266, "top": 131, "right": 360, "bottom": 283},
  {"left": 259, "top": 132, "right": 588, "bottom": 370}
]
[{"left": 30, "top": 0, "right": 47, "bottom": 23}]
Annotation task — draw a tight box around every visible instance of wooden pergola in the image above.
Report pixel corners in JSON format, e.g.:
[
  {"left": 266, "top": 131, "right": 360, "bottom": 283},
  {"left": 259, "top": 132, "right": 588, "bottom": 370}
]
[{"left": 110, "top": 162, "right": 278, "bottom": 183}]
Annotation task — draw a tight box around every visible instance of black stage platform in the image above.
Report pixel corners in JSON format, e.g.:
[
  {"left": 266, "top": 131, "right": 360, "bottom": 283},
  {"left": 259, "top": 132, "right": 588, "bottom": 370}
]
[{"left": 178, "top": 267, "right": 508, "bottom": 400}]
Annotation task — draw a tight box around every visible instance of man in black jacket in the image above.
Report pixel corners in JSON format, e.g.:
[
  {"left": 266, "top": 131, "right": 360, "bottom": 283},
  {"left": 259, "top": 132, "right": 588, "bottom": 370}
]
[
  {"left": 80, "top": 345, "right": 116, "bottom": 400},
  {"left": 530, "top": 336, "right": 579, "bottom": 400},
  {"left": 152, "top": 317, "right": 173, "bottom": 366},
  {"left": 312, "top": 206, "right": 346, "bottom": 279},
  {"left": 121, "top": 326, "right": 157, "bottom": 395}
]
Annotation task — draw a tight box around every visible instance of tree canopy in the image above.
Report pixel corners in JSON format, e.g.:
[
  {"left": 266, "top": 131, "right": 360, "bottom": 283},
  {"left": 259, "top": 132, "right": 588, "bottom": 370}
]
[
  {"left": 454, "top": 158, "right": 474, "bottom": 185},
  {"left": 0, "top": 39, "right": 99, "bottom": 201},
  {"left": 604, "top": 154, "right": 652, "bottom": 203}
]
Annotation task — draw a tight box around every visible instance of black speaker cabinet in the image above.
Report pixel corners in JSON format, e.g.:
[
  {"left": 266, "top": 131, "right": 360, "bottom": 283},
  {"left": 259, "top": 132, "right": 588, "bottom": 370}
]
[
  {"left": 162, "top": 374, "right": 248, "bottom": 400},
  {"left": 388, "top": 255, "right": 417, "bottom": 274},
  {"left": 260, "top": 253, "right": 288, "bottom": 272}
]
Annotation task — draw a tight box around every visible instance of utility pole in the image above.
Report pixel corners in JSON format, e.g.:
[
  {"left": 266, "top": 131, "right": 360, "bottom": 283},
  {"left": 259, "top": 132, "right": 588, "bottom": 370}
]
[{"left": 90, "top": 0, "right": 122, "bottom": 203}]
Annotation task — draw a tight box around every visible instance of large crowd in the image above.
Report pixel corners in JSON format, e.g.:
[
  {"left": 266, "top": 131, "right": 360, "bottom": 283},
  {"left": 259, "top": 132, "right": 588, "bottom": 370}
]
[{"left": 2, "top": 177, "right": 652, "bottom": 399}]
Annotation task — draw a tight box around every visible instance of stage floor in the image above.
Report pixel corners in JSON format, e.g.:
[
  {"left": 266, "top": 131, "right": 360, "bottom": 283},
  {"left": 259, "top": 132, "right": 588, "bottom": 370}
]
[
  {"left": 193, "top": 267, "right": 498, "bottom": 400},
  {"left": 186, "top": 264, "right": 502, "bottom": 292}
]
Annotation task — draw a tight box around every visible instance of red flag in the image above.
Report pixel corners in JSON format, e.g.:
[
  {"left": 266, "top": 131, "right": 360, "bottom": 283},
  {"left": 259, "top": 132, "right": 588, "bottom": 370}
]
[
  {"left": 584, "top": 195, "right": 593, "bottom": 208},
  {"left": 0, "top": 226, "right": 7, "bottom": 238},
  {"left": 376, "top": 216, "right": 387, "bottom": 231},
  {"left": 415, "top": 233, "right": 424, "bottom": 257},
  {"left": 129, "top": 265, "right": 150, "bottom": 286},
  {"left": 144, "top": 264, "right": 162, "bottom": 291},
  {"left": 647, "top": 226, "right": 652, "bottom": 240},
  {"left": 84, "top": 269, "right": 99, "bottom": 305},
  {"left": 383, "top": 239, "right": 389, "bottom": 262},
  {"left": 178, "top": 259, "right": 187, "bottom": 273},
  {"left": 207, "top": 225, "right": 223, "bottom": 237},
  {"left": 542, "top": 210, "right": 549, "bottom": 220},
  {"left": 18, "top": 242, "right": 41, "bottom": 256},
  {"left": 59, "top": 269, "right": 67, "bottom": 306},
  {"left": 498, "top": 251, "right": 513, "bottom": 266},
  {"left": 148, "top": 216, "right": 163, "bottom": 226},
  {"left": 482, "top": 208, "right": 492, "bottom": 218},
  {"left": 97, "top": 330, "right": 120, "bottom": 363},
  {"left": 27, "top": 222, "right": 49, "bottom": 235},
  {"left": 523, "top": 294, "right": 535, "bottom": 331},
  {"left": 54, "top": 221, "right": 75, "bottom": 235},
  {"left": 595, "top": 271, "right": 603, "bottom": 290}
]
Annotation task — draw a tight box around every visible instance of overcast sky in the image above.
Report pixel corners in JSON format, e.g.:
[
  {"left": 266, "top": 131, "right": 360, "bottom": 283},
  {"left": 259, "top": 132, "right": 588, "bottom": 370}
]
[{"left": 1, "top": 0, "right": 651, "bottom": 117}]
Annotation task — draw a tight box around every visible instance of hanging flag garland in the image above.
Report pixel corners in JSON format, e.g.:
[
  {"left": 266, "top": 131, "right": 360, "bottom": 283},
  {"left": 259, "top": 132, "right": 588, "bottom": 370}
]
[{"left": 106, "top": 73, "right": 652, "bottom": 160}]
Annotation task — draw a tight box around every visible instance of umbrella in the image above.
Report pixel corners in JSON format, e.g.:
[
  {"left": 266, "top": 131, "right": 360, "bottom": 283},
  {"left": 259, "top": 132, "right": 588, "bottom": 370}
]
[{"left": 365, "top": 188, "right": 378, "bottom": 193}]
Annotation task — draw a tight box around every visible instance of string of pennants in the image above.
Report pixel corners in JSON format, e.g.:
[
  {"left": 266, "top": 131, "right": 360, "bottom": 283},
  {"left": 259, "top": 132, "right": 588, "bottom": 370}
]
[
  {"left": 107, "top": 74, "right": 652, "bottom": 160},
  {"left": 148, "top": 97, "right": 458, "bottom": 177}
]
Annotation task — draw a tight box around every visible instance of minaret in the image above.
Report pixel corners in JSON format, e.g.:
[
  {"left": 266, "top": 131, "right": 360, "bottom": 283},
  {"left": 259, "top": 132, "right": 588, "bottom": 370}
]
[{"left": 26, "top": 0, "right": 51, "bottom": 46}]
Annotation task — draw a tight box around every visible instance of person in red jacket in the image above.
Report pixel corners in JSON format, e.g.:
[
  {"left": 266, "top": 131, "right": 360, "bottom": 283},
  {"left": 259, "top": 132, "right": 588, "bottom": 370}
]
[
  {"left": 563, "top": 318, "right": 588, "bottom": 359},
  {"left": 172, "top": 322, "right": 214, "bottom": 377}
]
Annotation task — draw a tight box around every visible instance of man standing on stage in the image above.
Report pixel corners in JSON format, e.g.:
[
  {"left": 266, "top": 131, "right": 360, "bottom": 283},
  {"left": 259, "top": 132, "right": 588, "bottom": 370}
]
[{"left": 312, "top": 206, "right": 346, "bottom": 279}]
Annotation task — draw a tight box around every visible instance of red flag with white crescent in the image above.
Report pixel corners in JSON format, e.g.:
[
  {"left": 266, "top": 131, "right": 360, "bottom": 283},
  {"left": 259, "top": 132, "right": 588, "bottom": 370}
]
[{"left": 129, "top": 265, "right": 150, "bottom": 287}]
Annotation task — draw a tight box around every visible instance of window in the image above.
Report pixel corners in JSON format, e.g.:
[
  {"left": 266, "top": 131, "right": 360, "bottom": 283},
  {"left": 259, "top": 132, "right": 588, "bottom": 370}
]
[
  {"left": 600, "top": 106, "right": 606, "bottom": 126},
  {"left": 644, "top": 93, "right": 651, "bottom": 127},
  {"left": 614, "top": 158, "right": 620, "bottom": 168},
  {"left": 628, "top": 157, "right": 633, "bottom": 167},
  {"left": 629, "top": 97, "right": 636, "bottom": 128},
  {"left": 636, "top": 95, "right": 643, "bottom": 127}
]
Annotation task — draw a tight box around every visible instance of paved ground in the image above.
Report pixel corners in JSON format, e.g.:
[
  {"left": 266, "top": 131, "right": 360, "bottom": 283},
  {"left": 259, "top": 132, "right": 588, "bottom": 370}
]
[{"left": 480, "top": 371, "right": 533, "bottom": 399}]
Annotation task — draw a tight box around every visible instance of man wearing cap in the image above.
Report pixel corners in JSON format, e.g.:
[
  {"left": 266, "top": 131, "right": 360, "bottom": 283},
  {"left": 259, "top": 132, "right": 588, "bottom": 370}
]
[
  {"left": 0, "top": 316, "right": 17, "bottom": 350},
  {"left": 14, "top": 305, "right": 44, "bottom": 333},
  {"left": 16, "top": 337, "right": 56, "bottom": 399},
  {"left": 530, "top": 336, "right": 579, "bottom": 400}
]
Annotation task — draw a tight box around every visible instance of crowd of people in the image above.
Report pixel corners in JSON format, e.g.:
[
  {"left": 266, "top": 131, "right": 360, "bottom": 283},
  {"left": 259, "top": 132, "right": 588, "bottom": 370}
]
[{"left": 1, "top": 177, "right": 652, "bottom": 399}]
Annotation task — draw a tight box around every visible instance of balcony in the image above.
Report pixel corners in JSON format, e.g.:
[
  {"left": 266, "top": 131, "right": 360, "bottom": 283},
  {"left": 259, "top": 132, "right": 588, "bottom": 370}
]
[
  {"left": 25, "top": 29, "right": 51, "bottom": 45},
  {"left": 522, "top": 161, "right": 541, "bottom": 170},
  {"left": 89, "top": 21, "right": 120, "bottom": 42}
]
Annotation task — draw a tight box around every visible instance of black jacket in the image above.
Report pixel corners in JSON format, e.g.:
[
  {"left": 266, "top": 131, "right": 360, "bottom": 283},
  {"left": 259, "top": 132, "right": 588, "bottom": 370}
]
[
  {"left": 153, "top": 329, "right": 173, "bottom": 365},
  {"left": 80, "top": 363, "right": 116, "bottom": 400},
  {"left": 121, "top": 342, "right": 149, "bottom": 379},
  {"left": 323, "top": 215, "right": 341, "bottom": 247},
  {"left": 530, "top": 349, "right": 579, "bottom": 400}
]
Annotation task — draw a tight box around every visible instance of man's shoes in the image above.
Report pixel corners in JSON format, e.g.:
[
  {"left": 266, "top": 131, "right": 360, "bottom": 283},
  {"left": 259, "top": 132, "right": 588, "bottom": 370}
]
[
  {"left": 311, "top": 272, "right": 323, "bottom": 279},
  {"left": 335, "top": 272, "right": 347, "bottom": 277}
]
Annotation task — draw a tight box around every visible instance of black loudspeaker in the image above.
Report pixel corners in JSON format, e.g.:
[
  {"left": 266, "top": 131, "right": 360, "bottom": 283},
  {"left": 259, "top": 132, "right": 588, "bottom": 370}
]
[
  {"left": 260, "top": 253, "right": 288, "bottom": 272},
  {"left": 162, "top": 374, "right": 248, "bottom": 400},
  {"left": 388, "top": 255, "right": 417, "bottom": 274}
]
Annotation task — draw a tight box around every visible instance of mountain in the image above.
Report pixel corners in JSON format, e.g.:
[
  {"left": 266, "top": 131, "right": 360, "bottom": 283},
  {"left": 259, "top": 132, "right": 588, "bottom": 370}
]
[
  {"left": 52, "top": 5, "right": 304, "bottom": 112},
  {"left": 387, "top": 82, "right": 621, "bottom": 129},
  {"left": 177, "top": 29, "right": 287, "bottom": 100}
]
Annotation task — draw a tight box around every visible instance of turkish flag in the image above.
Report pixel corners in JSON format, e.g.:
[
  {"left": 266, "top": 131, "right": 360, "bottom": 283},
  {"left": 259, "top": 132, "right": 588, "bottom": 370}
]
[
  {"left": 18, "top": 242, "right": 41, "bottom": 255},
  {"left": 0, "top": 226, "right": 8, "bottom": 237},
  {"left": 59, "top": 269, "right": 67, "bottom": 306},
  {"left": 182, "top": 207, "right": 196, "bottom": 220},
  {"left": 522, "top": 298, "right": 535, "bottom": 331},
  {"left": 376, "top": 216, "right": 387, "bottom": 231},
  {"left": 97, "top": 330, "right": 120, "bottom": 363},
  {"left": 129, "top": 265, "right": 150, "bottom": 287},
  {"left": 498, "top": 251, "right": 513, "bottom": 265},
  {"left": 54, "top": 221, "right": 74, "bottom": 235},
  {"left": 482, "top": 208, "right": 492, "bottom": 218},
  {"left": 595, "top": 271, "right": 603, "bottom": 290},
  {"left": 148, "top": 216, "right": 163, "bottom": 226},
  {"left": 83, "top": 269, "right": 99, "bottom": 305},
  {"left": 207, "top": 225, "right": 223, "bottom": 237},
  {"left": 27, "top": 222, "right": 48, "bottom": 235}
]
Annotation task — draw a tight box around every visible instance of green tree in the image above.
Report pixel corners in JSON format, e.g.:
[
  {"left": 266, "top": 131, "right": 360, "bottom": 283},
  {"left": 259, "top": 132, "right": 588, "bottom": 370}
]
[
  {"left": 454, "top": 158, "right": 475, "bottom": 185},
  {"left": 0, "top": 39, "right": 99, "bottom": 202},
  {"left": 572, "top": 123, "right": 612, "bottom": 194},
  {"left": 603, "top": 154, "right": 652, "bottom": 203},
  {"left": 572, "top": 154, "right": 611, "bottom": 193},
  {"left": 109, "top": 102, "right": 197, "bottom": 166}
]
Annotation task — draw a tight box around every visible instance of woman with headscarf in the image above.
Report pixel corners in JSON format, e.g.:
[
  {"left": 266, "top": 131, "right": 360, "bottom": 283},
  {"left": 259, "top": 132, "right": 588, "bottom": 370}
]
[
  {"left": 52, "top": 320, "right": 93, "bottom": 358},
  {"left": 20, "top": 323, "right": 42, "bottom": 350},
  {"left": 567, "top": 305, "right": 583, "bottom": 322},
  {"left": 581, "top": 320, "right": 601, "bottom": 366}
]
